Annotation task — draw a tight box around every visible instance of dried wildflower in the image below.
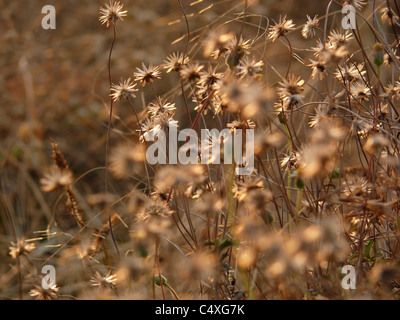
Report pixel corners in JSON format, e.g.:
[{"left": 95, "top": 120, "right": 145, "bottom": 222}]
[
  {"left": 381, "top": 7, "right": 400, "bottom": 26},
  {"left": 217, "top": 73, "right": 263, "bottom": 114},
  {"left": 40, "top": 166, "right": 72, "bottom": 192},
  {"left": 237, "top": 57, "right": 264, "bottom": 79},
  {"left": 180, "top": 62, "right": 204, "bottom": 83},
  {"left": 309, "top": 105, "right": 329, "bottom": 128},
  {"left": 163, "top": 52, "right": 189, "bottom": 73},
  {"left": 99, "top": 1, "right": 127, "bottom": 28},
  {"left": 109, "top": 143, "right": 146, "bottom": 179},
  {"left": 319, "top": 43, "right": 349, "bottom": 64},
  {"left": 138, "top": 197, "right": 172, "bottom": 221},
  {"left": 345, "top": 0, "right": 366, "bottom": 10},
  {"left": 384, "top": 82, "right": 400, "bottom": 99},
  {"left": 91, "top": 271, "right": 118, "bottom": 289},
  {"left": 29, "top": 285, "right": 59, "bottom": 300},
  {"left": 335, "top": 63, "right": 365, "bottom": 83},
  {"left": 134, "top": 63, "right": 162, "bottom": 86},
  {"left": 384, "top": 50, "right": 400, "bottom": 67},
  {"left": 196, "top": 65, "right": 223, "bottom": 97},
  {"left": 227, "top": 119, "right": 256, "bottom": 132},
  {"left": 148, "top": 98, "right": 176, "bottom": 118},
  {"left": 350, "top": 81, "right": 371, "bottom": 101},
  {"left": 9, "top": 238, "right": 36, "bottom": 259},
  {"left": 110, "top": 78, "right": 138, "bottom": 101},
  {"left": 328, "top": 30, "right": 353, "bottom": 49},
  {"left": 363, "top": 133, "right": 390, "bottom": 155},
  {"left": 203, "top": 29, "right": 235, "bottom": 59},
  {"left": 154, "top": 165, "right": 207, "bottom": 194},
  {"left": 268, "top": 16, "right": 295, "bottom": 42},
  {"left": 277, "top": 75, "right": 305, "bottom": 108},
  {"left": 233, "top": 176, "right": 265, "bottom": 202},
  {"left": 308, "top": 59, "right": 327, "bottom": 80},
  {"left": 226, "top": 36, "right": 252, "bottom": 68},
  {"left": 300, "top": 120, "right": 346, "bottom": 178},
  {"left": 311, "top": 40, "right": 325, "bottom": 57},
  {"left": 302, "top": 15, "right": 319, "bottom": 39},
  {"left": 281, "top": 152, "right": 301, "bottom": 171},
  {"left": 351, "top": 119, "right": 374, "bottom": 138}
]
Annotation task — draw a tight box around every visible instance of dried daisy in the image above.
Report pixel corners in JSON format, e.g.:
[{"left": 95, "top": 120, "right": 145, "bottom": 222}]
[
  {"left": 134, "top": 63, "right": 162, "bottom": 87},
  {"left": 203, "top": 29, "right": 235, "bottom": 59},
  {"left": 9, "top": 238, "right": 36, "bottom": 259},
  {"left": 381, "top": 7, "right": 400, "bottom": 26},
  {"left": 40, "top": 166, "right": 73, "bottom": 192},
  {"left": 309, "top": 105, "right": 329, "bottom": 128},
  {"left": 335, "top": 63, "right": 365, "bottom": 83},
  {"left": 319, "top": 43, "right": 349, "bottom": 64},
  {"left": 277, "top": 74, "right": 305, "bottom": 108},
  {"left": 29, "top": 285, "right": 59, "bottom": 300},
  {"left": 197, "top": 65, "right": 223, "bottom": 96},
  {"left": 99, "top": 1, "right": 127, "bottom": 28},
  {"left": 233, "top": 176, "right": 265, "bottom": 202},
  {"left": 302, "top": 15, "right": 319, "bottom": 39},
  {"left": 109, "top": 143, "right": 146, "bottom": 179},
  {"left": 281, "top": 152, "right": 301, "bottom": 171},
  {"left": 110, "top": 78, "right": 138, "bottom": 101},
  {"left": 345, "top": 0, "right": 366, "bottom": 10},
  {"left": 384, "top": 50, "right": 400, "bottom": 67},
  {"left": 148, "top": 98, "right": 176, "bottom": 118},
  {"left": 308, "top": 59, "right": 327, "bottom": 80},
  {"left": 328, "top": 30, "right": 353, "bottom": 49},
  {"left": 163, "top": 52, "right": 189, "bottom": 73},
  {"left": 180, "top": 62, "right": 204, "bottom": 83},
  {"left": 268, "top": 16, "right": 295, "bottom": 42},
  {"left": 385, "top": 82, "right": 400, "bottom": 99},
  {"left": 350, "top": 81, "right": 371, "bottom": 101},
  {"left": 226, "top": 36, "right": 252, "bottom": 68},
  {"left": 91, "top": 271, "right": 118, "bottom": 289},
  {"left": 237, "top": 57, "right": 264, "bottom": 78},
  {"left": 227, "top": 119, "right": 256, "bottom": 131},
  {"left": 363, "top": 133, "right": 390, "bottom": 155}
]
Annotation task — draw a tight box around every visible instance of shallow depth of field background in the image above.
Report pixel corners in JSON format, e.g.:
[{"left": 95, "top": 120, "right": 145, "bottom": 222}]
[{"left": 1, "top": 0, "right": 400, "bottom": 300}]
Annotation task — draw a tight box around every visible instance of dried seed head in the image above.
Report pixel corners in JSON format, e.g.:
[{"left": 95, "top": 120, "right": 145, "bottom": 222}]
[{"left": 99, "top": 1, "right": 127, "bottom": 28}]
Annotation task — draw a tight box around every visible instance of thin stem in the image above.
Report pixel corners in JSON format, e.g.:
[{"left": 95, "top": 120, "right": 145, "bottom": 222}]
[
  {"left": 105, "top": 24, "right": 120, "bottom": 256},
  {"left": 283, "top": 35, "right": 293, "bottom": 80}
]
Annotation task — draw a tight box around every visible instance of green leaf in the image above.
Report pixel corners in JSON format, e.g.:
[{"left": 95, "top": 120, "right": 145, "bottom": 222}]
[
  {"left": 155, "top": 275, "right": 167, "bottom": 287},
  {"left": 364, "top": 240, "right": 374, "bottom": 260}
]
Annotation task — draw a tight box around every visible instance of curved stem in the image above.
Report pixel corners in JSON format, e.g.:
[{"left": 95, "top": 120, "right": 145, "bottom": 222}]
[
  {"left": 105, "top": 25, "right": 120, "bottom": 256},
  {"left": 283, "top": 35, "right": 293, "bottom": 80}
]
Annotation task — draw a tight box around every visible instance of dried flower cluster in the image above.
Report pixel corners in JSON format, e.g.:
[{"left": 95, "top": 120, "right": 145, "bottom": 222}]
[{"left": 2, "top": 0, "right": 400, "bottom": 301}]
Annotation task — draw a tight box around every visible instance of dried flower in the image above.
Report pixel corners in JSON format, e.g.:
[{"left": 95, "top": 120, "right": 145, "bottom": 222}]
[
  {"left": 110, "top": 78, "right": 138, "bottom": 101},
  {"left": 29, "top": 285, "right": 59, "bottom": 300},
  {"left": 134, "top": 63, "right": 162, "bottom": 86},
  {"left": 308, "top": 59, "right": 327, "bottom": 80},
  {"left": 109, "top": 143, "right": 145, "bottom": 179},
  {"left": 163, "top": 52, "right": 189, "bottom": 73},
  {"left": 381, "top": 7, "right": 400, "bottom": 26},
  {"left": 99, "top": 1, "right": 127, "bottom": 28},
  {"left": 350, "top": 81, "right": 371, "bottom": 101},
  {"left": 40, "top": 166, "right": 72, "bottom": 192},
  {"left": 9, "top": 238, "right": 36, "bottom": 259},
  {"left": 268, "top": 16, "right": 295, "bottom": 42},
  {"left": 237, "top": 57, "right": 264, "bottom": 78},
  {"left": 91, "top": 271, "right": 118, "bottom": 289},
  {"left": 277, "top": 75, "right": 305, "bottom": 109},
  {"left": 203, "top": 29, "right": 235, "bottom": 59},
  {"left": 180, "top": 62, "right": 204, "bottom": 83},
  {"left": 302, "top": 15, "right": 319, "bottom": 39}
]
